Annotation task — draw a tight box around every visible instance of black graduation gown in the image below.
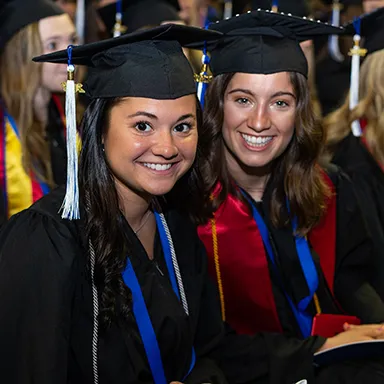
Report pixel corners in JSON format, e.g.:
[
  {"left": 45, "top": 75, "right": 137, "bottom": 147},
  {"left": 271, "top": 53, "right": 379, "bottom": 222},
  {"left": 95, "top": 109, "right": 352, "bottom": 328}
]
[
  {"left": 0, "top": 186, "right": 331, "bottom": 384},
  {"left": 331, "top": 134, "right": 384, "bottom": 299},
  {"left": 244, "top": 168, "right": 384, "bottom": 382},
  {"left": 256, "top": 166, "right": 384, "bottom": 337}
]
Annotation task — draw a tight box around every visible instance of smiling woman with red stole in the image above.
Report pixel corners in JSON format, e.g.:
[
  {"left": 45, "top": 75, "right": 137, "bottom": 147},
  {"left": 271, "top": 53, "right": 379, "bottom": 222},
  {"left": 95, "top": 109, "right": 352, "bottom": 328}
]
[{"left": 196, "top": 10, "right": 384, "bottom": 381}]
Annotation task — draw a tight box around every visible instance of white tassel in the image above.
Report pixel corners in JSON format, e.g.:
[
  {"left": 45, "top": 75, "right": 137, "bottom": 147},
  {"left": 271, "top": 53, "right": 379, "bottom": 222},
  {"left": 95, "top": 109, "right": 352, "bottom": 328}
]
[
  {"left": 75, "top": 0, "right": 85, "bottom": 44},
  {"left": 223, "top": 0, "right": 232, "bottom": 19},
  {"left": 113, "top": 12, "right": 123, "bottom": 38},
  {"left": 349, "top": 34, "right": 366, "bottom": 137},
  {"left": 328, "top": 1, "right": 344, "bottom": 62},
  {"left": 61, "top": 64, "right": 80, "bottom": 220}
]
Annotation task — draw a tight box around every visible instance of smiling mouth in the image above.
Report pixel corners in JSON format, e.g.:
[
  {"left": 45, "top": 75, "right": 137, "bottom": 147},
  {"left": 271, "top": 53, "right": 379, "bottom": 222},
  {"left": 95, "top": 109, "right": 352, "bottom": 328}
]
[
  {"left": 241, "top": 133, "right": 274, "bottom": 147},
  {"left": 142, "top": 162, "right": 174, "bottom": 171}
]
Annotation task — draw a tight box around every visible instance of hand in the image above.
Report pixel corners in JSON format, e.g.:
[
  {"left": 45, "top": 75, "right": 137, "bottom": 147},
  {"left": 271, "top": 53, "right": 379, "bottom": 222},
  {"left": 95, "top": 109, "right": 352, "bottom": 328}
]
[
  {"left": 343, "top": 323, "right": 384, "bottom": 339},
  {"left": 317, "top": 324, "right": 384, "bottom": 352}
]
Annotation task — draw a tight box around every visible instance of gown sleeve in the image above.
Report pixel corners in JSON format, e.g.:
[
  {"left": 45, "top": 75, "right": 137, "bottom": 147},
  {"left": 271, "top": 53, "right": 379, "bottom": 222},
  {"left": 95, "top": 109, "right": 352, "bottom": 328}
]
[
  {"left": 0, "top": 210, "right": 81, "bottom": 384},
  {"left": 192, "top": 237, "right": 326, "bottom": 384},
  {"left": 332, "top": 171, "right": 384, "bottom": 323}
]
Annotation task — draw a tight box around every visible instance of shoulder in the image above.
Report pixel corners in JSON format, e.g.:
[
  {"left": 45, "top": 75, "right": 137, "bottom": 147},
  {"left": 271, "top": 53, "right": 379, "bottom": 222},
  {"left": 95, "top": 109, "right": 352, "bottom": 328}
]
[{"left": 0, "top": 186, "right": 84, "bottom": 270}]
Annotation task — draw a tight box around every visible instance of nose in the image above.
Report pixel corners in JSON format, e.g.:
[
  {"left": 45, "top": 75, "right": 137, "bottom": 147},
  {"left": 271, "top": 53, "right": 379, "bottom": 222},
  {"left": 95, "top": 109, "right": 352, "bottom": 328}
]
[
  {"left": 247, "top": 104, "right": 272, "bottom": 132},
  {"left": 151, "top": 130, "right": 179, "bottom": 159}
]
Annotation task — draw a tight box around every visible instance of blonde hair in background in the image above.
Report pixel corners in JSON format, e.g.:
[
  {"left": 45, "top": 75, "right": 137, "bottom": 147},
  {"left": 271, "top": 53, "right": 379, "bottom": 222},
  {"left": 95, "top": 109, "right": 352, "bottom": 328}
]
[
  {"left": 0, "top": 23, "right": 54, "bottom": 186},
  {"left": 323, "top": 49, "right": 384, "bottom": 165}
]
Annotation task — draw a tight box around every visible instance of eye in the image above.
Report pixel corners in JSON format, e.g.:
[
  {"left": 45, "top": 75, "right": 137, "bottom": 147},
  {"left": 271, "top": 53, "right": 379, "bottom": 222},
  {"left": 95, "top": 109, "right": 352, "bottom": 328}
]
[
  {"left": 135, "top": 121, "right": 152, "bottom": 132},
  {"left": 46, "top": 41, "right": 57, "bottom": 51},
  {"left": 235, "top": 97, "right": 250, "bottom": 105},
  {"left": 70, "top": 35, "right": 79, "bottom": 45},
  {"left": 173, "top": 122, "right": 192, "bottom": 133},
  {"left": 274, "top": 100, "right": 289, "bottom": 108}
]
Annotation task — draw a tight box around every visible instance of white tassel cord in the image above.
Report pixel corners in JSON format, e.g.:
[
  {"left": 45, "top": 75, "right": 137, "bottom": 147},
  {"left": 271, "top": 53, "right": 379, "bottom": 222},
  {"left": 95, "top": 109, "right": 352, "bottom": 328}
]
[
  {"left": 113, "top": 12, "right": 123, "bottom": 38},
  {"left": 328, "top": 2, "right": 344, "bottom": 63},
  {"left": 223, "top": 0, "right": 232, "bottom": 19},
  {"left": 349, "top": 34, "right": 366, "bottom": 137},
  {"left": 76, "top": 0, "right": 85, "bottom": 45},
  {"left": 61, "top": 65, "right": 80, "bottom": 220}
]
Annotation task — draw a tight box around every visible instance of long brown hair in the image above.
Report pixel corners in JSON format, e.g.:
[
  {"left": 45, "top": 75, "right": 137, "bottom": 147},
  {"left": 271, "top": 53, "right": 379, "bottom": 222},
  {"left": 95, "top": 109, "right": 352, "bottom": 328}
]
[
  {"left": 0, "top": 23, "right": 54, "bottom": 186},
  {"left": 323, "top": 50, "right": 384, "bottom": 165},
  {"left": 198, "top": 72, "right": 330, "bottom": 236}
]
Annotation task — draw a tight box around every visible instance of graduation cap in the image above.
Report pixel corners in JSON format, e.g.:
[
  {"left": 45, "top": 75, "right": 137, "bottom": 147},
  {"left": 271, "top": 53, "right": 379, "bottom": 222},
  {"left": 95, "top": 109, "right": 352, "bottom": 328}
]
[
  {"left": 98, "top": 0, "right": 181, "bottom": 37},
  {"left": 0, "top": 0, "right": 64, "bottom": 51},
  {"left": 344, "top": 6, "right": 384, "bottom": 55},
  {"left": 206, "top": 9, "right": 344, "bottom": 78},
  {"left": 33, "top": 24, "right": 222, "bottom": 219},
  {"left": 343, "top": 7, "right": 384, "bottom": 136}
]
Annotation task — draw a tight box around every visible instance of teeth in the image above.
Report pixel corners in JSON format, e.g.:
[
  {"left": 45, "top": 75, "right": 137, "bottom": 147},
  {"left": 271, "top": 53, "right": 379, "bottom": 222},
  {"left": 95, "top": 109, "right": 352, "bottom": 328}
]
[
  {"left": 143, "top": 163, "right": 172, "bottom": 171},
  {"left": 241, "top": 134, "right": 273, "bottom": 147}
]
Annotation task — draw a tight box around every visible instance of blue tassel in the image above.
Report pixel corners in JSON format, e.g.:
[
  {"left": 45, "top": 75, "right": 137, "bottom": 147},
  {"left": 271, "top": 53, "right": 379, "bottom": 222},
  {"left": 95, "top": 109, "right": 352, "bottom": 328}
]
[
  {"left": 353, "top": 16, "right": 361, "bottom": 36},
  {"left": 116, "top": 0, "right": 122, "bottom": 14}
]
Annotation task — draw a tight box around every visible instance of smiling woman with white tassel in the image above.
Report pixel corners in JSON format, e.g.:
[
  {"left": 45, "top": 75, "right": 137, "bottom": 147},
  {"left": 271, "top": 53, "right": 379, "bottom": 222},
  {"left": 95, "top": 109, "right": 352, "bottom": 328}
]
[{"left": 0, "top": 23, "right": 334, "bottom": 384}]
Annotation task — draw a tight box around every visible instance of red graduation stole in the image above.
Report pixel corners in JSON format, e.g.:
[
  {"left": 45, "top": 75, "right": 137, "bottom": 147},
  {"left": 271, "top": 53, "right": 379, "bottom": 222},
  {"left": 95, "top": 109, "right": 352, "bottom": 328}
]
[{"left": 197, "top": 172, "right": 337, "bottom": 334}]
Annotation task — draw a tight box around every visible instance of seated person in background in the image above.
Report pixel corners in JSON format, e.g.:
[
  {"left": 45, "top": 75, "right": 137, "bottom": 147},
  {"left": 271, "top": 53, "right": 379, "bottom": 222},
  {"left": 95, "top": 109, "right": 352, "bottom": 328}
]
[{"left": 0, "top": 0, "right": 78, "bottom": 223}]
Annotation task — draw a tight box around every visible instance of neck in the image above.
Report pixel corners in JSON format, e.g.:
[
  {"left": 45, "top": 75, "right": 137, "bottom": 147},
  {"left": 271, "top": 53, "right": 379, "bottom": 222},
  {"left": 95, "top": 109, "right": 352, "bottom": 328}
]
[
  {"left": 225, "top": 149, "right": 271, "bottom": 202},
  {"left": 115, "top": 178, "right": 153, "bottom": 231},
  {"left": 33, "top": 87, "right": 51, "bottom": 126}
]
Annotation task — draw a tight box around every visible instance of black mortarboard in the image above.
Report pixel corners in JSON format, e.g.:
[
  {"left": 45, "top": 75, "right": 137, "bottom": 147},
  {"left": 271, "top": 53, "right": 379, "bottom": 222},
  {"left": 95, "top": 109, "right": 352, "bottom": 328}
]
[
  {"left": 207, "top": 10, "right": 343, "bottom": 78},
  {"left": 33, "top": 24, "right": 222, "bottom": 220},
  {"left": 0, "top": 0, "right": 64, "bottom": 51},
  {"left": 344, "top": 7, "right": 384, "bottom": 55},
  {"left": 33, "top": 24, "right": 221, "bottom": 99},
  {"left": 98, "top": 0, "right": 180, "bottom": 36},
  {"left": 252, "top": 0, "right": 309, "bottom": 17}
]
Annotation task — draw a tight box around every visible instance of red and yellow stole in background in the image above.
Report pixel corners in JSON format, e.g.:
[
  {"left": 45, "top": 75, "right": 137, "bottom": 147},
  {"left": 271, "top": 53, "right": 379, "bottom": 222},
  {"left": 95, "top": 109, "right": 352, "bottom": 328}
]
[
  {"left": 197, "top": 173, "right": 337, "bottom": 334},
  {"left": 0, "top": 110, "right": 49, "bottom": 219}
]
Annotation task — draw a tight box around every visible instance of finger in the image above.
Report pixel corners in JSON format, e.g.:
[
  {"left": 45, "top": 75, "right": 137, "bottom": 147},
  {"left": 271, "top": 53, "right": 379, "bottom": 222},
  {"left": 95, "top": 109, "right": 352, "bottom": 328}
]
[
  {"left": 347, "top": 324, "right": 383, "bottom": 331},
  {"left": 343, "top": 322, "right": 351, "bottom": 331}
]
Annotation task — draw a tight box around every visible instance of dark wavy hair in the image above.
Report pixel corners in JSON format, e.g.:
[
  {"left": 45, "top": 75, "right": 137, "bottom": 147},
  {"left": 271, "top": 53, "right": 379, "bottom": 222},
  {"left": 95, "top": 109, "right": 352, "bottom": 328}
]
[
  {"left": 198, "top": 72, "right": 330, "bottom": 236},
  {"left": 79, "top": 96, "right": 203, "bottom": 329}
]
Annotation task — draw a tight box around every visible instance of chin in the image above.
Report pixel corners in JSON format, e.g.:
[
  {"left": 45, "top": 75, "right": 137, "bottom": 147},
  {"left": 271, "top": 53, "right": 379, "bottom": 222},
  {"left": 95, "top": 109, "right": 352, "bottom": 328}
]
[{"left": 144, "top": 183, "right": 178, "bottom": 197}]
